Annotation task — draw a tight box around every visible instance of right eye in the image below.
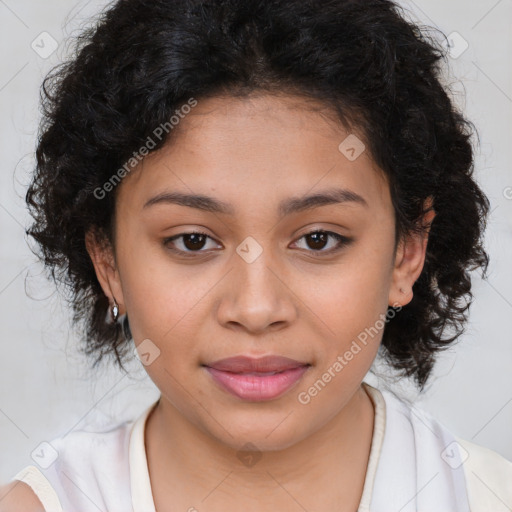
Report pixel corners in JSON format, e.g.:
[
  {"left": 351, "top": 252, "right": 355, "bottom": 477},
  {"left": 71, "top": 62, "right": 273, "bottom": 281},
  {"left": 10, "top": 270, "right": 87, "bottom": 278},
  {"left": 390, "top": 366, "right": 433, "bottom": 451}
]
[{"left": 163, "top": 231, "right": 222, "bottom": 255}]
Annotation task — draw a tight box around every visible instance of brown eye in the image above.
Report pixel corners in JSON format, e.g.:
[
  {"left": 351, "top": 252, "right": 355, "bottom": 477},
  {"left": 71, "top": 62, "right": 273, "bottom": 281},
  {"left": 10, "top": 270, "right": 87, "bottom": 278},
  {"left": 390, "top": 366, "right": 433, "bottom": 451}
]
[
  {"left": 181, "top": 233, "right": 207, "bottom": 251},
  {"left": 163, "top": 229, "right": 352, "bottom": 258},
  {"left": 305, "top": 231, "right": 329, "bottom": 250},
  {"left": 163, "top": 231, "right": 220, "bottom": 254},
  {"left": 292, "top": 230, "right": 352, "bottom": 255}
]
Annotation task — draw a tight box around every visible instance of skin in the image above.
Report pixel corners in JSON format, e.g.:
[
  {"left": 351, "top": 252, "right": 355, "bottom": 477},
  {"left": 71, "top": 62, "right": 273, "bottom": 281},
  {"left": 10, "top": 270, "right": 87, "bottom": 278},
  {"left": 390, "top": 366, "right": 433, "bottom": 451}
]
[
  {"left": 86, "top": 93, "right": 435, "bottom": 512},
  {"left": 0, "top": 481, "right": 45, "bottom": 512}
]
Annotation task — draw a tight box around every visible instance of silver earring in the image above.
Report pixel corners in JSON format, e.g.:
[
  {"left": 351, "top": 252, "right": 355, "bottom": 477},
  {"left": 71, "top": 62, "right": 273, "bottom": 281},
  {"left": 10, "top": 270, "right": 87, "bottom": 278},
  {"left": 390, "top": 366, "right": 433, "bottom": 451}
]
[{"left": 110, "top": 298, "right": 119, "bottom": 323}]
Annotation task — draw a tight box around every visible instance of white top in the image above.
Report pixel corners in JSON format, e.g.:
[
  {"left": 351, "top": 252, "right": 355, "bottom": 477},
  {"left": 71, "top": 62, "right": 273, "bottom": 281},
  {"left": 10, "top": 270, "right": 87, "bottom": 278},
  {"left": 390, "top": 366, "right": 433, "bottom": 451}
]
[{"left": 10, "top": 382, "right": 512, "bottom": 511}]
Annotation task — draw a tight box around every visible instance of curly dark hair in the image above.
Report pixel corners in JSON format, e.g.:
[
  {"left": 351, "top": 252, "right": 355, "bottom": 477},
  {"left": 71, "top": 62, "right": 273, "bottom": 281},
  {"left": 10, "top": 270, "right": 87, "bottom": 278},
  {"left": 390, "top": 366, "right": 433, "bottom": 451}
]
[{"left": 26, "top": 0, "right": 490, "bottom": 391}]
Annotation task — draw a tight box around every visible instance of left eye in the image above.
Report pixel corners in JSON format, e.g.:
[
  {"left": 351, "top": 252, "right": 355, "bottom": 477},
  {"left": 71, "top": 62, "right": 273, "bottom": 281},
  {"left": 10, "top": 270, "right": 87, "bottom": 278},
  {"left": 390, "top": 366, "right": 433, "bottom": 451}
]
[
  {"left": 163, "top": 229, "right": 351, "bottom": 255},
  {"left": 292, "top": 230, "right": 351, "bottom": 254}
]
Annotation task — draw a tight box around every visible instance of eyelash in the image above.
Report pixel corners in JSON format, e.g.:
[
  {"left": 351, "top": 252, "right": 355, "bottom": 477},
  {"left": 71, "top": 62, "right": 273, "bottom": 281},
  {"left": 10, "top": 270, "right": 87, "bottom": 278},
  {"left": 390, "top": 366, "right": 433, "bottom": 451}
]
[{"left": 163, "top": 229, "right": 352, "bottom": 257}]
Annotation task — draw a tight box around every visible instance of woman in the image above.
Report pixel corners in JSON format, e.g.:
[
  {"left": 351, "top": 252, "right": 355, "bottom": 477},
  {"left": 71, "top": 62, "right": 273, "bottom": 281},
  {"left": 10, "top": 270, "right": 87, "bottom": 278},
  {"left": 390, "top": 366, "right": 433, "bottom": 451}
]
[{"left": 1, "top": 0, "right": 511, "bottom": 510}]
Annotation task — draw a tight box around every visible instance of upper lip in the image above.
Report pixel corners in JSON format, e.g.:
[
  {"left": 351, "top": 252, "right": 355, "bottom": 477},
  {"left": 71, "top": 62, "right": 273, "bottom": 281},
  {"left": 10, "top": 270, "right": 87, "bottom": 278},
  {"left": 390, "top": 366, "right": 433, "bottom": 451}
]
[{"left": 204, "top": 355, "right": 309, "bottom": 373}]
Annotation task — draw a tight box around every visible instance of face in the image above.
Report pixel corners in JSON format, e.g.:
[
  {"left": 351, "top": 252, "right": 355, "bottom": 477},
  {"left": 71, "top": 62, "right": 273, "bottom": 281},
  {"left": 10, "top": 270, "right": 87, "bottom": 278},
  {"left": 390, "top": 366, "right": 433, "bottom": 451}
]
[{"left": 87, "top": 93, "right": 431, "bottom": 452}]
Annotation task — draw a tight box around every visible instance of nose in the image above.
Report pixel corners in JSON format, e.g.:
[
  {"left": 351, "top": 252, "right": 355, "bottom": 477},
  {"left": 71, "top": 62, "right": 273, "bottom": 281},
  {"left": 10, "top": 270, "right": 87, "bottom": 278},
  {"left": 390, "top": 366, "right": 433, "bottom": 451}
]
[{"left": 215, "top": 243, "right": 297, "bottom": 334}]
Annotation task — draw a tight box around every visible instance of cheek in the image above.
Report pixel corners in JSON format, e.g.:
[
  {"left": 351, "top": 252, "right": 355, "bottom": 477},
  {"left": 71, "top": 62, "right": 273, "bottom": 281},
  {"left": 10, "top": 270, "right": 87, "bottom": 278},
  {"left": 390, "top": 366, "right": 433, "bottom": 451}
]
[
  {"left": 116, "top": 238, "right": 202, "bottom": 343},
  {"left": 307, "top": 247, "right": 393, "bottom": 339}
]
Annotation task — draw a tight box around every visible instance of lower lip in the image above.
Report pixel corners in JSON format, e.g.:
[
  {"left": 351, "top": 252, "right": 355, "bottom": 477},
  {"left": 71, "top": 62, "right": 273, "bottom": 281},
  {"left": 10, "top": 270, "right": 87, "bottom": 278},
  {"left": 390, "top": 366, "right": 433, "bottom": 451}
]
[{"left": 204, "top": 366, "right": 310, "bottom": 401}]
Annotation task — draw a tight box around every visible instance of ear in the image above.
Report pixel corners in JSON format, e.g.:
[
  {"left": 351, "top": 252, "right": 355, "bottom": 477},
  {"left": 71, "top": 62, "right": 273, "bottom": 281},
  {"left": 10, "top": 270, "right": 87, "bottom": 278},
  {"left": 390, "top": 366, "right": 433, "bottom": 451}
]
[
  {"left": 388, "top": 197, "right": 436, "bottom": 308},
  {"left": 85, "top": 229, "right": 126, "bottom": 315}
]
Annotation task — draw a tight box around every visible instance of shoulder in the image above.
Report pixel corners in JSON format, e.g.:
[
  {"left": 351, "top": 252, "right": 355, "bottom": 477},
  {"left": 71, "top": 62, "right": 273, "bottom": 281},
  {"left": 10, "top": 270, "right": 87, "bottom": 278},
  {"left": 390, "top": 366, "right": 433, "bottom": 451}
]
[
  {"left": 1, "top": 465, "right": 62, "bottom": 512},
  {"left": 0, "top": 421, "right": 134, "bottom": 512},
  {"left": 0, "top": 480, "right": 45, "bottom": 512},
  {"left": 0, "top": 405, "right": 156, "bottom": 512},
  {"left": 37, "top": 416, "right": 134, "bottom": 479},
  {"left": 374, "top": 385, "right": 512, "bottom": 510},
  {"left": 455, "top": 436, "right": 512, "bottom": 511},
  {"left": 457, "top": 436, "right": 512, "bottom": 473}
]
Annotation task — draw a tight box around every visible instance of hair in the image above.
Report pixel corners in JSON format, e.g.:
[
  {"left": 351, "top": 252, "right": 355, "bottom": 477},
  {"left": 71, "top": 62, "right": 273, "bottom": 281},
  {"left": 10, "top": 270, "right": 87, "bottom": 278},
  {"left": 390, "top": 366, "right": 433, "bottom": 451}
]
[{"left": 26, "top": 0, "right": 490, "bottom": 392}]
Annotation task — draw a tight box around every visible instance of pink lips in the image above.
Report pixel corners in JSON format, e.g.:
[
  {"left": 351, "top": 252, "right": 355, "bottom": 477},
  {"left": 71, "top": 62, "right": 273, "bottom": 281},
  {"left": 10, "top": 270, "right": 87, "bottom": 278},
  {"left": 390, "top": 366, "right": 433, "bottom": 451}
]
[{"left": 204, "top": 355, "right": 310, "bottom": 401}]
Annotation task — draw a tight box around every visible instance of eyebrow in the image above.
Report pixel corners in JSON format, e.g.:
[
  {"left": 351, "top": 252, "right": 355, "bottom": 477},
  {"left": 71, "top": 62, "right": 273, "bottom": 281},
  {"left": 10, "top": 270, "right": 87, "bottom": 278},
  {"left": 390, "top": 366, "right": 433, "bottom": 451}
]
[{"left": 142, "top": 187, "right": 368, "bottom": 216}]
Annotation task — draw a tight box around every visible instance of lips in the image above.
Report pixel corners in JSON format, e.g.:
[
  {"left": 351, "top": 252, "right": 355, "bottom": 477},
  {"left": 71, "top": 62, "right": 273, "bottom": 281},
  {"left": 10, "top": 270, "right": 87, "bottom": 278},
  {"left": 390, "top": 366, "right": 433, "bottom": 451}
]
[
  {"left": 204, "top": 355, "right": 309, "bottom": 373},
  {"left": 203, "top": 355, "right": 310, "bottom": 401}
]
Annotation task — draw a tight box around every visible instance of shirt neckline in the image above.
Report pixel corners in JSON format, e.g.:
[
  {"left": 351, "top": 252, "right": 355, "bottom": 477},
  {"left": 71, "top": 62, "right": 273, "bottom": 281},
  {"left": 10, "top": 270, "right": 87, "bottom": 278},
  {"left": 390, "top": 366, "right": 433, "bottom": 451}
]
[{"left": 129, "top": 381, "right": 386, "bottom": 512}]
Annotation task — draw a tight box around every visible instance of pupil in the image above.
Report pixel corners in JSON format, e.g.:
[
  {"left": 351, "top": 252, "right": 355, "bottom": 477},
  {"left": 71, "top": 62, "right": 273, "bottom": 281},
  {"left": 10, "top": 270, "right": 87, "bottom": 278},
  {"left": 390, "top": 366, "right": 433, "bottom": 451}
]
[
  {"left": 185, "top": 233, "right": 206, "bottom": 251},
  {"left": 307, "top": 232, "right": 327, "bottom": 250}
]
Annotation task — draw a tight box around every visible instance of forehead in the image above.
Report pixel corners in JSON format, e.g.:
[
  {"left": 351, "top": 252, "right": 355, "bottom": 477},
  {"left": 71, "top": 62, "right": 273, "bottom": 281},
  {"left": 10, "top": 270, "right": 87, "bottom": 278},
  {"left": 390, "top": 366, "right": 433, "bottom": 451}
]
[{"left": 115, "top": 93, "right": 391, "bottom": 218}]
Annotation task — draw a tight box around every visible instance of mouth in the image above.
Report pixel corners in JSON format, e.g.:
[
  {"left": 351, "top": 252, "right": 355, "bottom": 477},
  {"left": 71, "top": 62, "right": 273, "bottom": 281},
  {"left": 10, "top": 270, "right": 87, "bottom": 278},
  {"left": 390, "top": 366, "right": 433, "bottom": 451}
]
[{"left": 202, "top": 355, "right": 311, "bottom": 401}]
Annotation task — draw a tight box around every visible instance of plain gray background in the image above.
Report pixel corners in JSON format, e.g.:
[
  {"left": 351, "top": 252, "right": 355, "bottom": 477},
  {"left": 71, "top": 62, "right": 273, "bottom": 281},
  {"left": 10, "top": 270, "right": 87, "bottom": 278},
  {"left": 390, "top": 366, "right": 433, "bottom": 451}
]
[{"left": 0, "top": 0, "right": 511, "bottom": 483}]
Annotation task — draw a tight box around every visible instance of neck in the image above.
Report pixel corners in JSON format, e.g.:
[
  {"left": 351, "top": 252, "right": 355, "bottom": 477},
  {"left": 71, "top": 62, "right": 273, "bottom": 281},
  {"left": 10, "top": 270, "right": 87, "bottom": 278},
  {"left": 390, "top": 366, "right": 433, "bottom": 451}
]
[{"left": 145, "top": 384, "right": 375, "bottom": 511}]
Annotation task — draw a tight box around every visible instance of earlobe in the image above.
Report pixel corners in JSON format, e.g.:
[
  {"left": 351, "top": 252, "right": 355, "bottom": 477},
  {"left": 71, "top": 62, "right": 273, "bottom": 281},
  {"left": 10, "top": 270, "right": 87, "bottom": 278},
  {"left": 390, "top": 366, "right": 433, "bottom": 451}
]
[
  {"left": 85, "top": 229, "right": 125, "bottom": 315},
  {"left": 388, "top": 199, "right": 436, "bottom": 307}
]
